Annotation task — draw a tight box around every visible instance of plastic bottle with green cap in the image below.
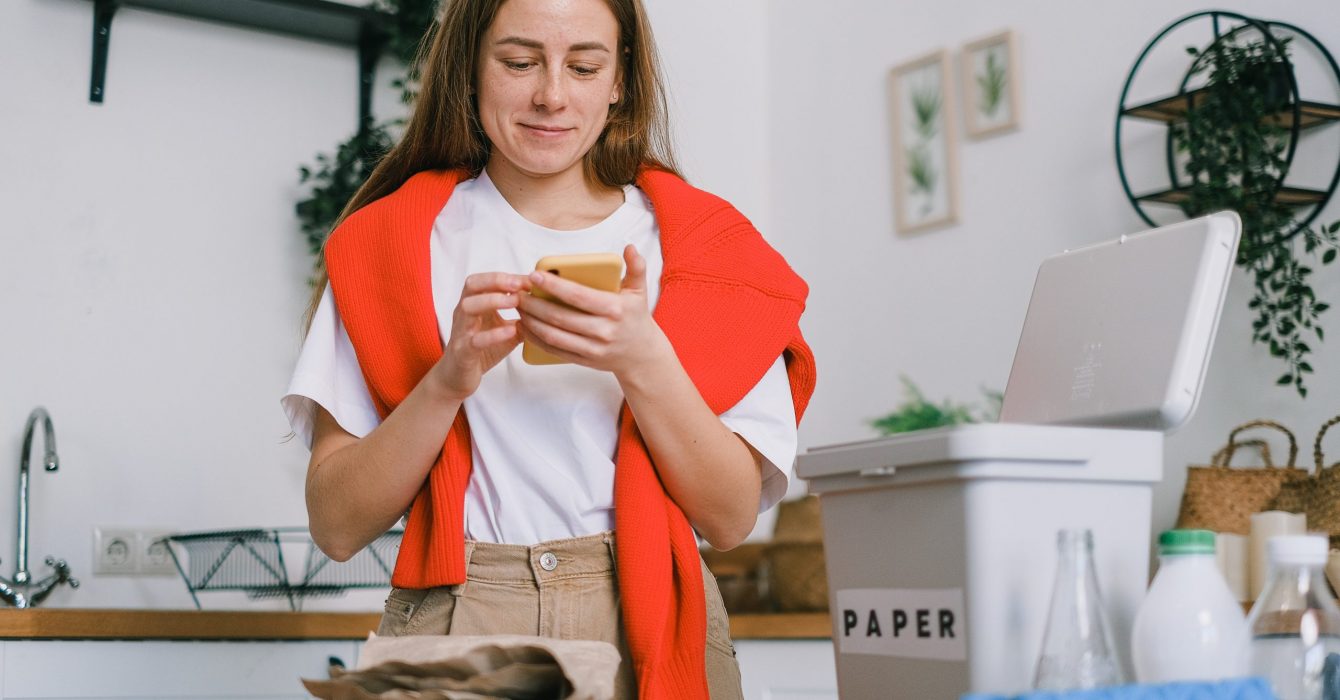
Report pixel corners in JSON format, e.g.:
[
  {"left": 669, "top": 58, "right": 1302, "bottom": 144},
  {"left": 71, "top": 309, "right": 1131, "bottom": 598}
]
[{"left": 1130, "top": 529, "right": 1249, "bottom": 683}]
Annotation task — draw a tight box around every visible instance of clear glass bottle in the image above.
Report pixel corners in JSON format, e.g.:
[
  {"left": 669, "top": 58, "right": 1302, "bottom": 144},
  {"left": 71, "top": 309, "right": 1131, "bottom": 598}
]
[
  {"left": 1246, "top": 534, "right": 1340, "bottom": 700},
  {"left": 1131, "top": 529, "right": 1249, "bottom": 682},
  {"left": 1033, "top": 528, "right": 1126, "bottom": 690}
]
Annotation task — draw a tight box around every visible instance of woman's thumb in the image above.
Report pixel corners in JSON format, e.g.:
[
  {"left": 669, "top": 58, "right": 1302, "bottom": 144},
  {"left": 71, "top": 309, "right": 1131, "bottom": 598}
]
[{"left": 620, "top": 244, "right": 647, "bottom": 293}]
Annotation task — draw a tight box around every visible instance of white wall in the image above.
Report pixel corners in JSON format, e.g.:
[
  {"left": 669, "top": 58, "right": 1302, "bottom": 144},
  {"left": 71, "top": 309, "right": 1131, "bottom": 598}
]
[
  {"left": 765, "top": 0, "right": 1340, "bottom": 547},
  {"left": 0, "top": 0, "right": 768, "bottom": 609}
]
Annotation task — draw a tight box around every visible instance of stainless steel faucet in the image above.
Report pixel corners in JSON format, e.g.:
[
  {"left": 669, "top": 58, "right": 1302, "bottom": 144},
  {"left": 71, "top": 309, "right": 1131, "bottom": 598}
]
[{"left": 0, "top": 407, "right": 79, "bottom": 608}]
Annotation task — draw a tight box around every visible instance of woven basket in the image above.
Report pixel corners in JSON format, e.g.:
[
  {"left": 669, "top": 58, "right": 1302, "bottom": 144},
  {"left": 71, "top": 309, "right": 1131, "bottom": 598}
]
[
  {"left": 765, "top": 495, "right": 828, "bottom": 611},
  {"left": 1304, "top": 416, "right": 1340, "bottom": 538},
  {"left": 772, "top": 495, "right": 822, "bottom": 541},
  {"left": 1176, "top": 420, "right": 1307, "bottom": 535},
  {"left": 764, "top": 540, "right": 828, "bottom": 611},
  {"left": 1269, "top": 434, "right": 1313, "bottom": 515}
]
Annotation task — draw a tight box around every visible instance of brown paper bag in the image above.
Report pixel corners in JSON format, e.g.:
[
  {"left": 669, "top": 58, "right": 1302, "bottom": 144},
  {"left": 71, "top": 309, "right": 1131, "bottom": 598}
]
[
  {"left": 1176, "top": 420, "right": 1306, "bottom": 535},
  {"left": 303, "top": 634, "right": 620, "bottom": 700}
]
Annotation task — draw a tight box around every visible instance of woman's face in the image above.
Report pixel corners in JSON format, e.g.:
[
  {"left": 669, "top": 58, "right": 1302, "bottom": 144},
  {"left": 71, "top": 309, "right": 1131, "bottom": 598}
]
[{"left": 477, "top": 0, "right": 622, "bottom": 183}]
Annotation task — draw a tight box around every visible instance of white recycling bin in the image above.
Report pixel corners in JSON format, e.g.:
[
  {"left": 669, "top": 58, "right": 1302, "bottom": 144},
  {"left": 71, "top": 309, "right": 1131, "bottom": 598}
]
[{"left": 796, "top": 423, "right": 1162, "bottom": 699}]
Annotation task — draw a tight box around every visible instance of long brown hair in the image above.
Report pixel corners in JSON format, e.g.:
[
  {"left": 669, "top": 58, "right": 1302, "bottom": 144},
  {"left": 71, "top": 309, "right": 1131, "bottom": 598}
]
[{"left": 302, "top": 0, "right": 680, "bottom": 331}]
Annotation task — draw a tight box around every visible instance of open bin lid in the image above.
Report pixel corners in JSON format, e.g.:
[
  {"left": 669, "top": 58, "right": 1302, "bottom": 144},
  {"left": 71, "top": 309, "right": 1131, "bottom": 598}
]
[
  {"left": 797, "top": 424, "right": 1163, "bottom": 492},
  {"left": 998, "top": 212, "right": 1240, "bottom": 432}
]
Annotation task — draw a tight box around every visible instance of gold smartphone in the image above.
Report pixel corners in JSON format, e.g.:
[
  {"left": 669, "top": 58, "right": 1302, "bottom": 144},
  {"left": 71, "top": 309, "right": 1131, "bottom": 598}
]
[{"left": 522, "top": 252, "right": 624, "bottom": 365}]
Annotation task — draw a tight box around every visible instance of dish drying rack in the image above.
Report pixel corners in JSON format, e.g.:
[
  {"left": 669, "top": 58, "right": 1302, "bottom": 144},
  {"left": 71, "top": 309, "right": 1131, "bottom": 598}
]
[{"left": 163, "top": 527, "right": 401, "bottom": 611}]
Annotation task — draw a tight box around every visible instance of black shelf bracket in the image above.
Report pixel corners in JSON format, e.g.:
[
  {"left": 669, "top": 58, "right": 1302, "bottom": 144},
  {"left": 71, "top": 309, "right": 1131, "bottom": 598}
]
[
  {"left": 85, "top": 0, "right": 391, "bottom": 128},
  {"left": 357, "top": 21, "right": 387, "bottom": 133},
  {"left": 90, "top": 0, "right": 120, "bottom": 103}
]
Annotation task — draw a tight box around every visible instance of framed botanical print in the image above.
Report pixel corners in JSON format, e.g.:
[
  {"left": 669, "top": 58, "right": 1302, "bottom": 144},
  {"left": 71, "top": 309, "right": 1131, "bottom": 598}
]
[
  {"left": 889, "top": 49, "right": 959, "bottom": 233},
  {"left": 962, "top": 30, "right": 1020, "bottom": 138}
]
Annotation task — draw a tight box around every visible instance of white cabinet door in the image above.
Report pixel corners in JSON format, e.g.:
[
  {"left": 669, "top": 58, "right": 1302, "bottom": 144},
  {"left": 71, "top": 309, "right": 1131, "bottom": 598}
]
[
  {"left": 735, "top": 640, "right": 838, "bottom": 700},
  {"left": 0, "top": 640, "right": 358, "bottom": 700}
]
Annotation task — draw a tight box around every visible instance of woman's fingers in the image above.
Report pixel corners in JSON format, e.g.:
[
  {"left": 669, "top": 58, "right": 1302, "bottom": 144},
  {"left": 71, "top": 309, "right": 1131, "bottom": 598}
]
[
  {"left": 517, "top": 293, "right": 612, "bottom": 341},
  {"left": 471, "top": 320, "right": 519, "bottom": 349},
  {"left": 526, "top": 271, "right": 621, "bottom": 317},
  {"left": 520, "top": 315, "right": 597, "bottom": 361},
  {"left": 462, "top": 272, "right": 530, "bottom": 296},
  {"left": 458, "top": 291, "right": 519, "bottom": 316},
  {"left": 620, "top": 244, "right": 647, "bottom": 293}
]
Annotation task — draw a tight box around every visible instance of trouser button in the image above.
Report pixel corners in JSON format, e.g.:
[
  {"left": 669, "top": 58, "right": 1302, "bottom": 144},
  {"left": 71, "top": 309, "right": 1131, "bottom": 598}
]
[{"left": 539, "top": 551, "right": 558, "bottom": 571}]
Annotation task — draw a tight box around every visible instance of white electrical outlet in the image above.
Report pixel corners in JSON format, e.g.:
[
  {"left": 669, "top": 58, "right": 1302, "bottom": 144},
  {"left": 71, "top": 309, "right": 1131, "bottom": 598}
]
[
  {"left": 138, "top": 530, "right": 178, "bottom": 576},
  {"left": 93, "top": 527, "right": 137, "bottom": 575}
]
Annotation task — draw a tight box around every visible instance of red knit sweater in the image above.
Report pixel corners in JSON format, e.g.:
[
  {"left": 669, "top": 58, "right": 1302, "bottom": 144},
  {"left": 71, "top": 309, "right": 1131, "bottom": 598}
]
[{"left": 324, "top": 168, "right": 816, "bottom": 699}]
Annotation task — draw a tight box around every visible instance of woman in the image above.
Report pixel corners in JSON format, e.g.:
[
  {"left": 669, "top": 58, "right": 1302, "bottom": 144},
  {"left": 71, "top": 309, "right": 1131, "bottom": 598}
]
[{"left": 282, "top": 0, "right": 816, "bottom": 697}]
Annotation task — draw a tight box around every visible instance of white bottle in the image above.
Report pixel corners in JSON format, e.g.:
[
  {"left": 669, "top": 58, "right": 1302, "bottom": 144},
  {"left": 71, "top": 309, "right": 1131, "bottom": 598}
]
[{"left": 1131, "top": 529, "right": 1250, "bottom": 682}]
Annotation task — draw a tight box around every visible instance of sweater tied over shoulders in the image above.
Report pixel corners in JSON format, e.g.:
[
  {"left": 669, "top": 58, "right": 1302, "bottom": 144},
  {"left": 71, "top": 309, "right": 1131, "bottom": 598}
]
[{"left": 324, "top": 166, "right": 817, "bottom": 700}]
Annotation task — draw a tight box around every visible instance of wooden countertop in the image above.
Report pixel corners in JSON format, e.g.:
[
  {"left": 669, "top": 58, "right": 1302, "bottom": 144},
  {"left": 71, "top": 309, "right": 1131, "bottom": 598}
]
[
  {"left": 0, "top": 609, "right": 831, "bottom": 641},
  {"left": 0, "top": 609, "right": 383, "bottom": 640}
]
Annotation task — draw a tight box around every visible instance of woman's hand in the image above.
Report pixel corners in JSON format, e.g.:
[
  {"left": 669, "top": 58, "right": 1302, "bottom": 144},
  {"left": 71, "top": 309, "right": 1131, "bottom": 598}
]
[
  {"left": 519, "top": 244, "right": 765, "bottom": 548},
  {"left": 430, "top": 272, "right": 531, "bottom": 401},
  {"left": 517, "top": 245, "right": 674, "bottom": 377}
]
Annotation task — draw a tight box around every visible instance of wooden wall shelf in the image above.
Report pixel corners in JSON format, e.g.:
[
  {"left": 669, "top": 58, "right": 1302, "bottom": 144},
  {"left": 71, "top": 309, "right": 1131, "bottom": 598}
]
[
  {"left": 1135, "top": 185, "right": 1328, "bottom": 208},
  {"left": 1123, "top": 88, "right": 1340, "bottom": 131}
]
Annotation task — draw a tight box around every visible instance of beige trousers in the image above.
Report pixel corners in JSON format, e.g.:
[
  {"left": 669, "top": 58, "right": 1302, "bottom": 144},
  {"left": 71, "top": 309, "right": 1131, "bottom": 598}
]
[{"left": 376, "top": 531, "right": 744, "bottom": 700}]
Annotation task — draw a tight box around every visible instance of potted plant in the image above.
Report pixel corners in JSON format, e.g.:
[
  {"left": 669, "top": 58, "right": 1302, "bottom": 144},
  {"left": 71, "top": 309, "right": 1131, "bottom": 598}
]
[
  {"left": 1173, "top": 33, "right": 1339, "bottom": 397},
  {"left": 869, "top": 377, "right": 1000, "bottom": 435}
]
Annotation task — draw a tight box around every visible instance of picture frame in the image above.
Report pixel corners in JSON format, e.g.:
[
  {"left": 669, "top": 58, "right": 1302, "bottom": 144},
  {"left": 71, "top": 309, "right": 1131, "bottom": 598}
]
[
  {"left": 889, "top": 49, "right": 959, "bottom": 234},
  {"left": 962, "top": 29, "right": 1020, "bottom": 138}
]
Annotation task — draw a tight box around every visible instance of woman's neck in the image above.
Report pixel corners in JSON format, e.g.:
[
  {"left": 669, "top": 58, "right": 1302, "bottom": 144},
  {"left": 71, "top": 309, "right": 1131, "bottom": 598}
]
[{"left": 485, "top": 160, "right": 625, "bottom": 231}]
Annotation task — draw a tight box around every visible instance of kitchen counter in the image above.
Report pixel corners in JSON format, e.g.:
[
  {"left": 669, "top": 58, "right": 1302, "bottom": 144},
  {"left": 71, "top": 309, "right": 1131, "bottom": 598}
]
[
  {"left": 0, "top": 609, "right": 382, "bottom": 640},
  {"left": 0, "top": 609, "right": 831, "bottom": 640}
]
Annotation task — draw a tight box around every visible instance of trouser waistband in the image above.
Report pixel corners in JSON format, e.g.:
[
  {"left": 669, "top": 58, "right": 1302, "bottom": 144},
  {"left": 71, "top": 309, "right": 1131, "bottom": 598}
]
[{"left": 460, "top": 531, "right": 617, "bottom": 585}]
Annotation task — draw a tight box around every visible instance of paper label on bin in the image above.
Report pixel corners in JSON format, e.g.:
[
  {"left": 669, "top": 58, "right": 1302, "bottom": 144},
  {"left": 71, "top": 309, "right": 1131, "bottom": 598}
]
[{"left": 834, "top": 588, "right": 967, "bottom": 660}]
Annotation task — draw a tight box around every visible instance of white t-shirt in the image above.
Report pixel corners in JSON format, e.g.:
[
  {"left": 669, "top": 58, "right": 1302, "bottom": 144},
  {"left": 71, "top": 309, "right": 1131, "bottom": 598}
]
[{"left": 282, "top": 170, "right": 798, "bottom": 545}]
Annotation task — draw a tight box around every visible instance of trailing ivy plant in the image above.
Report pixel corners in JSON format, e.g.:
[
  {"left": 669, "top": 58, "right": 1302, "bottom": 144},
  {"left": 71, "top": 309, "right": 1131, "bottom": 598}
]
[
  {"left": 295, "top": 0, "right": 437, "bottom": 285},
  {"left": 1173, "top": 34, "right": 1339, "bottom": 397}
]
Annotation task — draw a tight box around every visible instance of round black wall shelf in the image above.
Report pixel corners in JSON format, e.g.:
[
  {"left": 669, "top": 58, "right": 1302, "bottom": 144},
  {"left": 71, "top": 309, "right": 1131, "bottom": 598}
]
[{"left": 1115, "top": 10, "right": 1340, "bottom": 245}]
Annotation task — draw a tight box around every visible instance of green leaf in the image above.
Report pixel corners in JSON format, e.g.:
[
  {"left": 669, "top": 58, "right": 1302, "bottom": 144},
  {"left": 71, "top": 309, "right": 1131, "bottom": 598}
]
[
  {"left": 1317, "top": 303, "right": 1331, "bottom": 313},
  {"left": 1278, "top": 374, "right": 1294, "bottom": 385},
  {"left": 1325, "top": 249, "right": 1337, "bottom": 265},
  {"left": 870, "top": 377, "right": 990, "bottom": 435}
]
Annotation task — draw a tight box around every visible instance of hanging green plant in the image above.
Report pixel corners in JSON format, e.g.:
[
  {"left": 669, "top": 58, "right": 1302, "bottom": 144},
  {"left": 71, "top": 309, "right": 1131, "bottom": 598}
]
[
  {"left": 294, "top": 0, "right": 437, "bottom": 285},
  {"left": 296, "top": 123, "right": 394, "bottom": 261},
  {"left": 1172, "top": 34, "right": 1339, "bottom": 397}
]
